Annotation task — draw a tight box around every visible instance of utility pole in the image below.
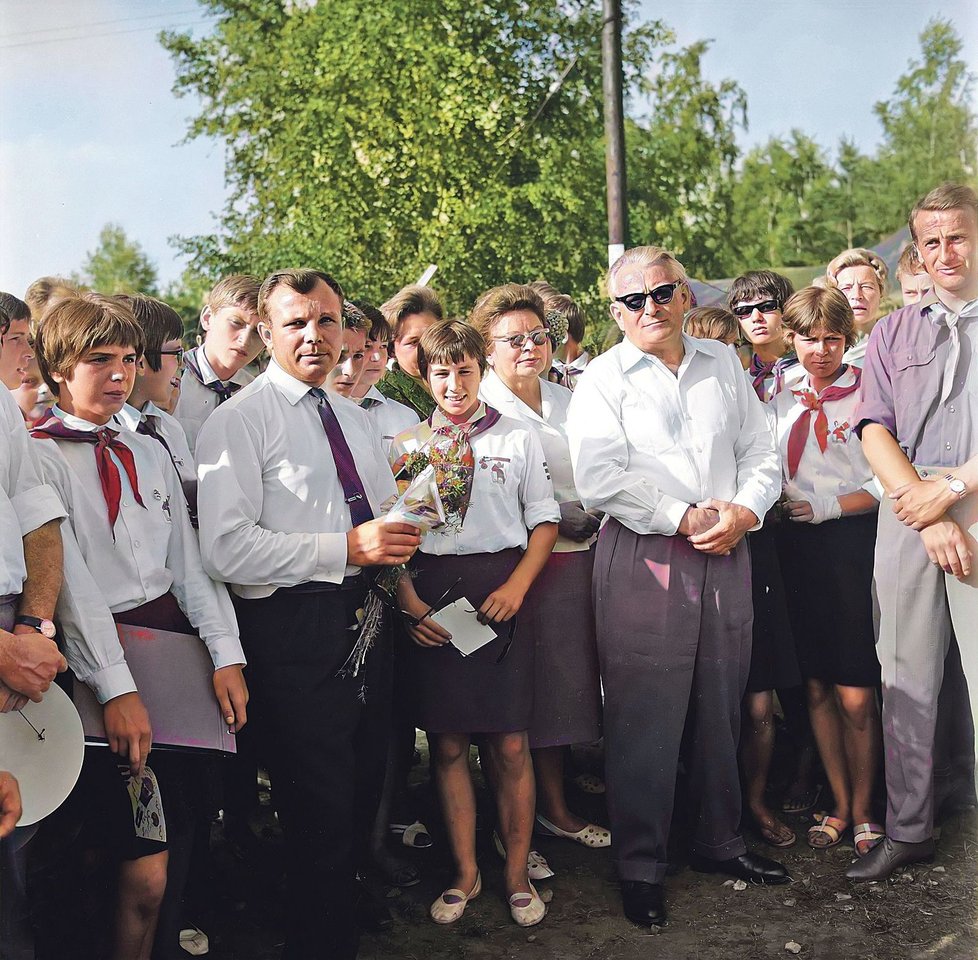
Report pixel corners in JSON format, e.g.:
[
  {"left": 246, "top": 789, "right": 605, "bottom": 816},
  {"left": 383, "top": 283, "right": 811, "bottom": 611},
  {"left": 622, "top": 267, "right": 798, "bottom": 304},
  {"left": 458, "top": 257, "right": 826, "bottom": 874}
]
[{"left": 602, "top": 0, "right": 628, "bottom": 268}]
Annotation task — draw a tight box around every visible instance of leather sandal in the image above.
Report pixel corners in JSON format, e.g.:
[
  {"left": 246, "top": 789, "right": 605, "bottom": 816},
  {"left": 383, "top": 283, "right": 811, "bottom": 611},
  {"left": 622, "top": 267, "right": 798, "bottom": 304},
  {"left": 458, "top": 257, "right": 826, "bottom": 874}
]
[
  {"left": 853, "top": 822, "right": 885, "bottom": 857},
  {"left": 807, "top": 814, "right": 848, "bottom": 849}
]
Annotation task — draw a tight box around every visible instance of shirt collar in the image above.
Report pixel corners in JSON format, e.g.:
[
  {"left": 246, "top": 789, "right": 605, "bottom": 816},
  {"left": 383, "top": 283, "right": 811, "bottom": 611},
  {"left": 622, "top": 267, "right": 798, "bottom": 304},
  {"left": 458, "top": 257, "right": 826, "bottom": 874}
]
[
  {"left": 114, "top": 403, "right": 143, "bottom": 430},
  {"left": 52, "top": 405, "right": 105, "bottom": 432},
  {"left": 921, "top": 288, "right": 978, "bottom": 323},
  {"left": 618, "top": 333, "right": 704, "bottom": 373},
  {"left": 795, "top": 364, "right": 858, "bottom": 396},
  {"left": 265, "top": 358, "right": 325, "bottom": 406},
  {"left": 480, "top": 369, "right": 549, "bottom": 425},
  {"left": 193, "top": 345, "right": 221, "bottom": 384},
  {"left": 365, "top": 385, "right": 388, "bottom": 405}
]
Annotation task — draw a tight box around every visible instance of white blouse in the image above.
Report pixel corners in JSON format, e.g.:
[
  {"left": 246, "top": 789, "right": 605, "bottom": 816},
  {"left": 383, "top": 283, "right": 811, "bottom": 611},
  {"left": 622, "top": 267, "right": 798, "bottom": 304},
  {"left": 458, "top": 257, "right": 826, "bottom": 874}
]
[
  {"left": 389, "top": 407, "right": 559, "bottom": 557},
  {"left": 479, "top": 369, "right": 590, "bottom": 553},
  {"left": 361, "top": 385, "right": 420, "bottom": 453}
]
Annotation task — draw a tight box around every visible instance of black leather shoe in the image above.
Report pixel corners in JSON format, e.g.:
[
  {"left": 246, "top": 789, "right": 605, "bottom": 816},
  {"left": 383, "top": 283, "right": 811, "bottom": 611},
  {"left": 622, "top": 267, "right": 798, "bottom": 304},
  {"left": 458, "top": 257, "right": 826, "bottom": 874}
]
[
  {"left": 620, "top": 881, "right": 667, "bottom": 927},
  {"left": 845, "top": 836, "right": 935, "bottom": 882},
  {"left": 689, "top": 851, "right": 790, "bottom": 885},
  {"left": 356, "top": 879, "right": 394, "bottom": 932}
]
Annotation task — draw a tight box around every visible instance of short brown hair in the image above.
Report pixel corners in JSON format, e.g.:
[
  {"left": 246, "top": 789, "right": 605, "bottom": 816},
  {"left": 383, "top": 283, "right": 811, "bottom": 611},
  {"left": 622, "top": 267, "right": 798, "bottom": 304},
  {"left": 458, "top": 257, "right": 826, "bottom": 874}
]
[
  {"left": 726, "top": 270, "right": 794, "bottom": 311},
  {"left": 908, "top": 182, "right": 978, "bottom": 242},
  {"left": 895, "top": 243, "right": 925, "bottom": 281},
  {"left": 469, "top": 284, "right": 545, "bottom": 342},
  {"left": 117, "top": 294, "right": 183, "bottom": 372},
  {"left": 381, "top": 285, "right": 444, "bottom": 339},
  {"left": 351, "top": 299, "right": 392, "bottom": 343},
  {"left": 0, "top": 305, "right": 9, "bottom": 338},
  {"left": 34, "top": 294, "right": 145, "bottom": 397},
  {"left": 257, "top": 269, "right": 345, "bottom": 322},
  {"left": 826, "top": 247, "right": 888, "bottom": 297},
  {"left": 417, "top": 318, "right": 487, "bottom": 380},
  {"left": 206, "top": 274, "right": 260, "bottom": 314},
  {"left": 24, "top": 276, "right": 80, "bottom": 321},
  {"left": 781, "top": 286, "right": 857, "bottom": 349},
  {"left": 684, "top": 306, "right": 740, "bottom": 343},
  {"left": 0, "top": 293, "right": 30, "bottom": 326}
]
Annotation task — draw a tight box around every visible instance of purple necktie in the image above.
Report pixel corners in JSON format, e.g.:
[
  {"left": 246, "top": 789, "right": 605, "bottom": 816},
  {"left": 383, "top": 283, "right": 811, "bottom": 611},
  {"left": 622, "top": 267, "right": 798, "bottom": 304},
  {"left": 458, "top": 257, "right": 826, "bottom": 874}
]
[{"left": 310, "top": 388, "right": 374, "bottom": 527}]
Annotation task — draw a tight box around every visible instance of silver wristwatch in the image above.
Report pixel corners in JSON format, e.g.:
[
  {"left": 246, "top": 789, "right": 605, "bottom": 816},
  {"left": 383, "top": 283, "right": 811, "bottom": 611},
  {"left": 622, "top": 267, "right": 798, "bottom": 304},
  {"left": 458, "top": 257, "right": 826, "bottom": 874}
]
[{"left": 945, "top": 474, "right": 967, "bottom": 499}]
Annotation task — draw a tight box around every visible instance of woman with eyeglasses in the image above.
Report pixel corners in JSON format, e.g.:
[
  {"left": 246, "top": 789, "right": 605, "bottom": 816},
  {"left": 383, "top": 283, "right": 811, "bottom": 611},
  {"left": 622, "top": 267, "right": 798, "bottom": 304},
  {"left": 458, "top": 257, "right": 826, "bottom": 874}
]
[
  {"left": 825, "top": 248, "right": 889, "bottom": 368},
  {"left": 390, "top": 313, "right": 559, "bottom": 927},
  {"left": 724, "top": 271, "right": 807, "bottom": 851},
  {"left": 477, "top": 285, "right": 610, "bottom": 872}
]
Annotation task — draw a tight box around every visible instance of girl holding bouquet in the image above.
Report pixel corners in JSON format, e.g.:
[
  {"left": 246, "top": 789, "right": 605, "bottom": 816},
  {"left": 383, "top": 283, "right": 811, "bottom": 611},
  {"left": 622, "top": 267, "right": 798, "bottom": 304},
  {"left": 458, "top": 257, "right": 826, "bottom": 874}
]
[
  {"left": 389, "top": 318, "right": 559, "bottom": 927},
  {"left": 772, "top": 286, "right": 883, "bottom": 857}
]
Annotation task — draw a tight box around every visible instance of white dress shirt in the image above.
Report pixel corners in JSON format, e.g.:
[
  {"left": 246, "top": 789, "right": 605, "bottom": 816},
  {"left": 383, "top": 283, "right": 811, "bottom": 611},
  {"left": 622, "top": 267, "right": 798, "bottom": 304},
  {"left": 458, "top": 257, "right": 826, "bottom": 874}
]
[
  {"left": 479, "top": 369, "right": 589, "bottom": 553},
  {"left": 567, "top": 335, "right": 780, "bottom": 537},
  {"left": 772, "top": 367, "right": 880, "bottom": 502},
  {"left": 389, "top": 406, "right": 559, "bottom": 556},
  {"left": 552, "top": 351, "right": 590, "bottom": 391},
  {"left": 33, "top": 407, "right": 244, "bottom": 695},
  {"left": 174, "top": 345, "right": 255, "bottom": 453},
  {"left": 0, "top": 387, "right": 66, "bottom": 595},
  {"left": 842, "top": 335, "right": 869, "bottom": 368},
  {"left": 116, "top": 401, "right": 198, "bottom": 510},
  {"left": 361, "top": 385, "right": 420, "bottom": 453},
  {"left": 196, "top": 359, "right": 398, "bottom": 598}
]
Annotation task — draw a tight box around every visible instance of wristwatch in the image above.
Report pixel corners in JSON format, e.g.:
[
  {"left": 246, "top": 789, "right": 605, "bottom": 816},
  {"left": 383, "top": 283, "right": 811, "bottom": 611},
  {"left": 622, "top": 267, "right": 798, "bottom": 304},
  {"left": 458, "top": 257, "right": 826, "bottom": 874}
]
[
  {"left": 945, "top": 474, "right": 967, "bottom": 500},
  {"left": 13, "top": 615, "right": 57, "bottom": 639}
]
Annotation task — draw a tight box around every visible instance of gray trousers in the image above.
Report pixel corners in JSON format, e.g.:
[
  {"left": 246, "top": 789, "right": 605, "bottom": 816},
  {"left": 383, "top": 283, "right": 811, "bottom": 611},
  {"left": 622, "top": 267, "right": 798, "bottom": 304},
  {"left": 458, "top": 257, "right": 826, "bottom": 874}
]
[
  {"left": 593, "top": 519, "right": 753, "bottom": 884},
  {"left": 876, "top": 491, "right": 978, "bottom": 842}
]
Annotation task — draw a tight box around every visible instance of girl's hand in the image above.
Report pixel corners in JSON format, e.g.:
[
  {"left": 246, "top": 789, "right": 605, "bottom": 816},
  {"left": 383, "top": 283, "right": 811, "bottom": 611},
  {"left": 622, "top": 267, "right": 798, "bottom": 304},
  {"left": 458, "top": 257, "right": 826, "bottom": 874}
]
[
  {"left": 783, "top": 499, "right": 814, "bottom": 523},
  {"left": 400, "top": 591, "right": 453, "bottom": 648},
  {"left": 478, "top": 579, "right": 526, "bottom": 624}
]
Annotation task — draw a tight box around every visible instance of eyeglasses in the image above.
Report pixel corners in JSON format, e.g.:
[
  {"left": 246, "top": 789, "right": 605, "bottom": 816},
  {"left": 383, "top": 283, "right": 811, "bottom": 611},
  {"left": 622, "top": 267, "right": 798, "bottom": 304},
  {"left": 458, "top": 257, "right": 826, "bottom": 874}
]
[
  {"left": 614, "top": 281, "right": 684, "bottom": 313},
  {"left": 158, "top": 347, "right": 185, "bottom": 362},
  {"left": 731, "top": 299, "right": 780, "bottom": 318},
  {"left": 492, "top": 329, "right": 550, "bottom": 350}
]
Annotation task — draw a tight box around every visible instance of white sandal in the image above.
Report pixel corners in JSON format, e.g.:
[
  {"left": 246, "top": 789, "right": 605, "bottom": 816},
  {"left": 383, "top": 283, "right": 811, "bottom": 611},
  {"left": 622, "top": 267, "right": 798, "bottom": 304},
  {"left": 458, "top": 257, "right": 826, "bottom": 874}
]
[
  {"left": 535, "top": 813, "right": 611, "bottom": 848},
  {"left": 389, "top": 819, "right": 433, "bottom": 849},
  {"left": 430, "top": 873, "right": 481, "bottom": 924}
]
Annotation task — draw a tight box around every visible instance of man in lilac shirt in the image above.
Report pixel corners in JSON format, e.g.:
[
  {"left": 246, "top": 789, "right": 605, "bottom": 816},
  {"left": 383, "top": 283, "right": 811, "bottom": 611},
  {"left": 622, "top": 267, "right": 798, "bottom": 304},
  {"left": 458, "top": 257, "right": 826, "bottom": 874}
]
[{"left": 851, "top": 182, "right": 978, "bottom": 881}]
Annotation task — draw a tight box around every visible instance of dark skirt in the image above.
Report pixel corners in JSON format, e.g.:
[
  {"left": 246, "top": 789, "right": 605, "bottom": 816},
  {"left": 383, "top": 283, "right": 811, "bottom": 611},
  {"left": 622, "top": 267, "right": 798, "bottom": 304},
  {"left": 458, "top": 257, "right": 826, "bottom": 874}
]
[
  {"left": 525, "top": 548, "right": 602, "bottom": 749},
  {"left": 776, "top": 512, "right": 880, "bottom": 688},
  {"left": 745, "top": 523, "right": 801, "bottom": 692},
  {"left": 405, "top": 548, "right": 532, "bottom": 734}
]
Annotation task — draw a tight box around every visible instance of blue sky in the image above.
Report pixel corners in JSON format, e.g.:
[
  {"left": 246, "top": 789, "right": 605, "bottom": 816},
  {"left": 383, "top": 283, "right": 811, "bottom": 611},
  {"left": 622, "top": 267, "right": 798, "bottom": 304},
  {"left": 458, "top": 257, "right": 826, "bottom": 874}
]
[{"left": 1, "top": 0, "right": 975, "bottom": 296}]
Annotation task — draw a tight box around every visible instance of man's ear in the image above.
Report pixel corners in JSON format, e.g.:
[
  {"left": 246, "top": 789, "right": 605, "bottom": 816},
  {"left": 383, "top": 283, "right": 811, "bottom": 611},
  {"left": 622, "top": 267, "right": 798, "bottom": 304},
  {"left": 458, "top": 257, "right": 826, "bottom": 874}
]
[
  {"left": 258, "top": 320, "right": 274, "bottom": 350},
  {"left": 609, "top": 302, "right": 626, "bottom": 334},
  {"left": 200, "top": 305, "right": 212, "bottom": 332},
  {"left": 135, "top": 356, "right": 148, "bottom": 376}
]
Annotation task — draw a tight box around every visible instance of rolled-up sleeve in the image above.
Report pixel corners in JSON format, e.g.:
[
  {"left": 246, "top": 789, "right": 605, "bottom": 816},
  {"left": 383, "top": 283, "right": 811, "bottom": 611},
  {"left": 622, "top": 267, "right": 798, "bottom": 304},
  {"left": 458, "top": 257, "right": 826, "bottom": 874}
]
[
  {"left": 567, "top": 372, "right": 689, "bottom": 536},
  {"left": 519, "top": 428, "right": 560, "bottom": 529},
  {"left": 854, "top": 321, "right": 895, "bottom": 438}
]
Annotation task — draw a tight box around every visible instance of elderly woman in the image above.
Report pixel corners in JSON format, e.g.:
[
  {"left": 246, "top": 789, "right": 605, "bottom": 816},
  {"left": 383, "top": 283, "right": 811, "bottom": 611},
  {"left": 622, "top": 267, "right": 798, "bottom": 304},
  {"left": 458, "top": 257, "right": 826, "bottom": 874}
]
[
  {"left": 476, "top": 284, "right": 609, "bottom": 859},
  {"left": 825, "top": 248, "right": 889, "bottom": 367}
]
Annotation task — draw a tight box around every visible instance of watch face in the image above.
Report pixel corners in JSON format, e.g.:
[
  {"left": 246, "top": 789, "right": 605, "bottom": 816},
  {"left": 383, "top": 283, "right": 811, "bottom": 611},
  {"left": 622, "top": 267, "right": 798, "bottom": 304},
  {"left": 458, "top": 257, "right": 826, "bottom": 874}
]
[
  {"left": 950, "top": 479, "right": 967, "bottom": 495},
  {"left": 39, "top": 619, "right": 57, "bottom": 639}
]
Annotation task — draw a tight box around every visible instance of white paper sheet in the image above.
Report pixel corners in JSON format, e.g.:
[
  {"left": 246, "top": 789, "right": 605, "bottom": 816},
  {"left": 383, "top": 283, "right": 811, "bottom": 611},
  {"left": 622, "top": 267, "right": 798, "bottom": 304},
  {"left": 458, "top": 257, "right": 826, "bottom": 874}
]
[{"left": 430, "top": 597, "right": 498, "bottom": 657}]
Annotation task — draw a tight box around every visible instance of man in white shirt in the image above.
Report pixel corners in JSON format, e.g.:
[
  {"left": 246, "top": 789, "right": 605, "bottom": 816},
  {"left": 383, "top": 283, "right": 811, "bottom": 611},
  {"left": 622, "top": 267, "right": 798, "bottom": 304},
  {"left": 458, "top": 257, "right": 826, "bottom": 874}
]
[
  {"left": 196, "top": 269, "right": 421, "bottom": 960},
  {"left": 567, "top": 245, "right": 787, "bottom": 928}
]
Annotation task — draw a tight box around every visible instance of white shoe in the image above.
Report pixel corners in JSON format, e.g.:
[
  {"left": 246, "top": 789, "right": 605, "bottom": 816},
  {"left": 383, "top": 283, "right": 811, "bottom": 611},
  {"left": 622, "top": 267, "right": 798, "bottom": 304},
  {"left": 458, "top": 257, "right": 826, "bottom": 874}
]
[
  {"left": 492, "top": 830, "right": 555, "bottom": 880},
  {"left": 430, "top": 873, "right": 481, "bottom": 924},
  {"left": 535, "top": 813, "right": 611, "bottom": 848},
  {"left": 509, "top": 883, "right": 547, "bottom": 927},
  {"left": 179, "top": 927, "right": 209, "bottom": 956}
]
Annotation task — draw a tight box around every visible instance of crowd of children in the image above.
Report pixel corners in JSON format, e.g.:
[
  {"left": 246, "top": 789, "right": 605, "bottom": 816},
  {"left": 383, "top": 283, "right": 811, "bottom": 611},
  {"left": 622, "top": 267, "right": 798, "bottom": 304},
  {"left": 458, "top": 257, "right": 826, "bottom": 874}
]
[{"left": 0, "top": 182, "right": 975, "bottom": 960}]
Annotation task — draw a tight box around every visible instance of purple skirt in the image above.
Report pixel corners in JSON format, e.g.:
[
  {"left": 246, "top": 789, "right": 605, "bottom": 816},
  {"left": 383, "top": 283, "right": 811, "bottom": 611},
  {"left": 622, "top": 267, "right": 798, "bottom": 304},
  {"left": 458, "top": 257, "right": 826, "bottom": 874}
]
[
  {"left": 525, "top": 549, "right": 602, "bottom": 748},
  {"left": 404, "top": 549, "right": 532, "bottom": 734}
]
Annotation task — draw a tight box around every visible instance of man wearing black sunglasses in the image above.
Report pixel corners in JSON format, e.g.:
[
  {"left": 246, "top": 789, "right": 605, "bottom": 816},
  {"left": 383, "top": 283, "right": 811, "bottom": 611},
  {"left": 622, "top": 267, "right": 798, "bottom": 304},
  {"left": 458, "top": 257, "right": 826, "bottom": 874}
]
[{"left": 568, "top": 245, "right": 787, "bottom": 929}]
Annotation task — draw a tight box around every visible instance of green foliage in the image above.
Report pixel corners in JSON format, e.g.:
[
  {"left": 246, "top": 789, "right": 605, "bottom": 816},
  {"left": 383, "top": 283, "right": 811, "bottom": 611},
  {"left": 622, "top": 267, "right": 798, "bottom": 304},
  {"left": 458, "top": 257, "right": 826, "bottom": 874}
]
[
  {"left": 76, "top": 223, "right": 159, "bottom": 296},
  {"left": 158, "top": 7, "right": 976, "bottom": 344},
  {"left": 160, "top": 0, "right": 746, "bottom": 313}
]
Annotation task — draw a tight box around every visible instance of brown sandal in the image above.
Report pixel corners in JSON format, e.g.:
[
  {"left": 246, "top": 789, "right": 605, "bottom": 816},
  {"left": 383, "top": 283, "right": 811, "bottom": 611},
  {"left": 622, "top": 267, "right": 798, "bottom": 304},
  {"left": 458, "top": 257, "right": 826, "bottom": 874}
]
[{"left": 807, "top": 814, "right": 848, "bottom": 849}]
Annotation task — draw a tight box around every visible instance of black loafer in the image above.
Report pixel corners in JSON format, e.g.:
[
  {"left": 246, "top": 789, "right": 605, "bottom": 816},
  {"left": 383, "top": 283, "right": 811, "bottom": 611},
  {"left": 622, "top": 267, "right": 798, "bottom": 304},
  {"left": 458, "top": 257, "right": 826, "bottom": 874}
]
[
  {"left": 689, "top": 851, "right": 790, "bottom": 885},
  {"left": 620, "top": 881, "right": 667, "bottom": 927},
  {"left": 356, "top": 880, "right": 394, "bottom": 932}
]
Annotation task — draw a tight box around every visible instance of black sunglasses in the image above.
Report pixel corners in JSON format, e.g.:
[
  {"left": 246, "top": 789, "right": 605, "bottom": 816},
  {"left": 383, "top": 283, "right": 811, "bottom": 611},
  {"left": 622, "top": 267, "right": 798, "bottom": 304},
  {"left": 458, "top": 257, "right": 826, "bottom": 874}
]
[
  {"left": 731, "top": 298, "right": 780, "bottom": 318},
  {"left": 614, "top": 281, "right": 684, "bottom": 313}
]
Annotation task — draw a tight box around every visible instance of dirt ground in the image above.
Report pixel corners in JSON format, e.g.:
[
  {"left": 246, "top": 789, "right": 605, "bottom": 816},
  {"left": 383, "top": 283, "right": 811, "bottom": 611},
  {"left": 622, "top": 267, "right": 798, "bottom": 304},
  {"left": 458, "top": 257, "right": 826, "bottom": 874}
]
[{"left": 204, "top": 738, "right": 978, "bottom": 960}]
